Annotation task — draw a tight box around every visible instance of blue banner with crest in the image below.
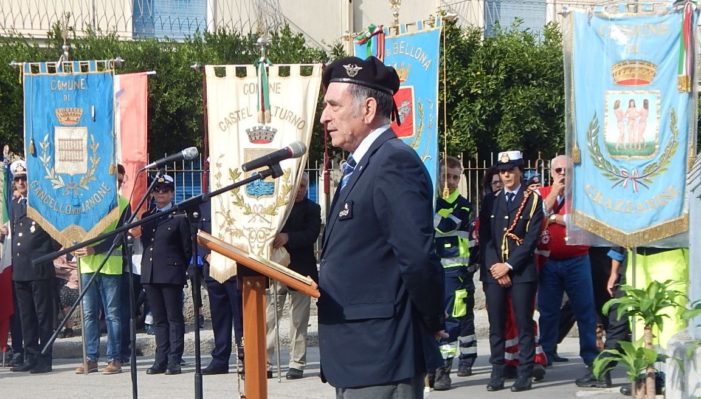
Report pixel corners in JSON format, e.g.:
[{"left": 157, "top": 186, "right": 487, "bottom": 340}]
[
  {"left": 23, "top": 61, "right": 119, "bottom": 247},
  {"left": 565, "top": 3, "right": 697, "bottom": 247},
  {"left": 354, "top": 18, "right": 441, "bottom": 191}
]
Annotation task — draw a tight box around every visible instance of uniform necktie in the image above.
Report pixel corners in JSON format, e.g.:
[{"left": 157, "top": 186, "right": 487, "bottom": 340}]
[
  {"left": 506, "top": 192, "right": 515, "bottom": 203},
  {"left": 340, "top": 156, "right": 356, "bottom": 190}
]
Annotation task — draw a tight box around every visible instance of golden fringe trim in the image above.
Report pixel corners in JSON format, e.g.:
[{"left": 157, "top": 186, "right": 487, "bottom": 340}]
[
  {"left": 209, "top": 263, "right": 238, "bottom": 284},
  {"left": 572, "top": 210, "right": 688, "bottom": 248},
  {"left": 27, "top": 205, "right": 121, "bottom": 248}
]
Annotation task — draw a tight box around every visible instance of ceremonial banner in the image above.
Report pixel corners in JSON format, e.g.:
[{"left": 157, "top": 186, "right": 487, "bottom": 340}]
[
  {"left": 205, "top": 64, "right": 322, "bottom": 282},
  {"left": 564, "top": 3, "right": 698, "bottom": 247},
  {"left": 115, "top": 72, "right": 149, "bottom": 215},
  {"left": 354, "top": 18, "right": 441, "bottom": 189},
  {"left": 23, "top": 61, "right": 119, "bottom": 247}
]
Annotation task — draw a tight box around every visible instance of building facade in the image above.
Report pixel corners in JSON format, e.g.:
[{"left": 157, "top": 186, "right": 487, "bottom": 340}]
[{"left": 0, "top": 0, "right": 604, "bottom": 47}]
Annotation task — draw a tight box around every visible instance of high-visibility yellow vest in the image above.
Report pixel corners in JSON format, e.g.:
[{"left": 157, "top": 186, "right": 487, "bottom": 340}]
[{"left": 79, "top": 196, "right": 130, "bottom": 275}]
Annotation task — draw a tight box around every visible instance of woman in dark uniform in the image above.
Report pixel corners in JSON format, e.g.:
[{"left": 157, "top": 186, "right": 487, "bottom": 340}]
[{"left": 140, "top": 174, "right": 192, "bottom": 375}]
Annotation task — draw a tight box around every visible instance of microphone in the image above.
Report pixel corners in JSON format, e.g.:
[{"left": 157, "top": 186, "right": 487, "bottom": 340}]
[
  {"left": 241, "top": 141, "right": 307, "bottom": 172},
  {"left": 141, "top": 147, "right": 199, "bottom": 170}
]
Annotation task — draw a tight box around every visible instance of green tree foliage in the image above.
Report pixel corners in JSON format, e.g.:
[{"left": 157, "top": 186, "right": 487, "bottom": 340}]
[
  {"left": 0, "top": 26, "right": 327, "bottom": 160},
  {"left": 440, "top": 21, "right": 565, "bottom": 160}
]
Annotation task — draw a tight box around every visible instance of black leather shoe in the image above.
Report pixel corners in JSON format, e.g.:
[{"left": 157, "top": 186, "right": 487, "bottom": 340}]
[
  {"left": 511, "top": 376, "right": 532, "bottom": 392},
  {"left": 486, "top": 369, "right": 505, "bottom": 391},
  {"left": 29, "top": 363, "right": 52, "bottom": 374},
  {"left": 620, "top": 384, "right": 632, "bottom": 396},
  {"left": 165, "top": 365, "right": 182, "bottom": 375},
  {"left": 532, "top": 364, "right": 546, "bottom": 382},
  {"left": 286, "top": 368, "right": 303, "bottom": 380},
  {"left": 202, "top": 364, "right": 228, "bottom": 375},
  {"left": 267, "top": 370, "right": 273, "bottom": 378},
  {"left": 486, "top": 382, "right": 505, "bottom": 392},
  {"left": 146, "top": 366, "right": 166, "bottom": 375},
  {"left": 552, "top": 353, "right": 569, "bottom": 362},
  {"left": 11, "top": 361, "right": 36, "bottom": 372},
  {"left": 10, "top": 353, "right": 24, "bottom": 367},
  {"left": 575, "top": 369, "right": 610, "bottom": 387}
]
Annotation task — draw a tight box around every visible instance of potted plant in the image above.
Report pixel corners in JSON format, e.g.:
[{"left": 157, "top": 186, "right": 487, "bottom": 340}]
[{"left": 593, "top": 279, "right": 686, "bottom": 399}]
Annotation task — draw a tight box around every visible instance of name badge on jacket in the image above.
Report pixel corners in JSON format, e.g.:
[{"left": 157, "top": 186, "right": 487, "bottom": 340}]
[{"left": 338, "top": 201, "right": 353, "bottom": 220}]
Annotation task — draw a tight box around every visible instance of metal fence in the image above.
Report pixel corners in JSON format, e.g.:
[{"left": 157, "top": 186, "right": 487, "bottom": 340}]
[
  {"left": 154, "top": 156, "right": 324, "bottom": 205},
  {"left": 159, "top": 153, "right": 555, "bottom": 213},
  {"left": 463, "top": 152, "right": 554, "bottom": 211}
]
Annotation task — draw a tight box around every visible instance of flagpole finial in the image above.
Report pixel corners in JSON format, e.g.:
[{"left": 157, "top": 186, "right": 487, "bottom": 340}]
[
  {"left": 58, "top": 13, "right": 73, "bottom": 63},
  {"left": 389, "top": 0, "right": 402, "bottom": 27},
  {"left": 257, "top": 36, "right": 270, "bottom": 64}
]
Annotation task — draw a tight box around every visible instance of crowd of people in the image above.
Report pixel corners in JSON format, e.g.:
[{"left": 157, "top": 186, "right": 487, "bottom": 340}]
[{"left": 0, "top": 55, "right": 689, "bottom": 399}]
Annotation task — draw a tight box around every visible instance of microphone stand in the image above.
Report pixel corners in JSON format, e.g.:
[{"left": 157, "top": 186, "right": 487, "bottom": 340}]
[
  {"left": 42, "top": 169, "right": 165, "bottom": 399},
  {"left": 188, "top": 208, "right": 204, "bottom": 399},
  {"left": 35, "top": 164, "right": 284, "bottom": 398}
]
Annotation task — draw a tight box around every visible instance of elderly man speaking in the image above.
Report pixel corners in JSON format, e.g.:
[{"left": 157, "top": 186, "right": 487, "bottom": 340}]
[{"left": 317, "top": 56, "right": 445, "bottom": 399}]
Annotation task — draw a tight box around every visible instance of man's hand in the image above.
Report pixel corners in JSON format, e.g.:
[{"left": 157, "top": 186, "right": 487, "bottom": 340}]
[
  {"left": 129, "top": 226, "right": 142, "bottom": 238},
  {"left": 434, "top": 330, "right": 449, "bottom": 339},
  {"left": 497, "top": 275, "right": 512, "bottom": 287},
  {"left": 490, "top": 262, "right": 510, "bottom": 279},
  {"left": 73, "top": 246, "right": 95, "bottom": 257},
  {"left": 272, "top": 233, "right": 289, "bottom": 249},
  {"left": 552, "top": 176, "right": 565, "bottom": 197}
]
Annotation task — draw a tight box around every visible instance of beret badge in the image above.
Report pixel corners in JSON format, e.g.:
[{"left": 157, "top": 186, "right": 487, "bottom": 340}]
[{"left": 343, "top": 64, "right": 363, "bottom": 78}]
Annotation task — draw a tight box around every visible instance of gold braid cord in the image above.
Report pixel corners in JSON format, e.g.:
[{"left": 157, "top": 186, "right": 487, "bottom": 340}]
[{"left": 501, "top": 190, "right": 535, "bottom": 261}]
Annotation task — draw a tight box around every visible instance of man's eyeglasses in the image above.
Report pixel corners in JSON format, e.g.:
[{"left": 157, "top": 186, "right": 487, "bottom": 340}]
[
  {"left": 554, "top": 167, "right": 567, "bottom": 174},
  {"left": 13, "top": 176, "right": 27, "bottom": 182},
  {"left": 153, "top": 187, "right": 172, "bottom": 193}
]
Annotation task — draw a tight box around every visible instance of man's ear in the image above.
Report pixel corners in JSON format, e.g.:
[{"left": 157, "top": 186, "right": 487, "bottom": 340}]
[{"left": 364, "top": 97, "right": 378, "bottom": 124}]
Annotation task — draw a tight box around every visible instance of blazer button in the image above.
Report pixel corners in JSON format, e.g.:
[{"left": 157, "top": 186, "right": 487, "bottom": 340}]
[
  {"left": 503, "top": 227, "right": 507, "bottom": 231},
  {"left": 151, "top": 238, "right": 155, "bottom": 242},
  {"left": 504, "top": 216, "right": 508, "bottom": 219}
]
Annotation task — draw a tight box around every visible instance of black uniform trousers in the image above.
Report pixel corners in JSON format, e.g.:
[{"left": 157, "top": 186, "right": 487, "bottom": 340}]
[
  {"left": 11, "top": 283, "right": 24, "bottom": 355},
  {"left": 14, "top": 279, "right": 56, "bottom": 365},
  {"left": 145, "top": 284, "right": 184, "bottom": 367},
  {"left": 206, "top": 276, "right": 244, "bottom": 368},
  {"left": 484, "top": 281, "right": 537, "bottom": 376}
]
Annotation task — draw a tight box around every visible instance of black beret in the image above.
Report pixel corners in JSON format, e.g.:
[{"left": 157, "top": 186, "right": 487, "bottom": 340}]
[{"left": 322, "top": 56, "right": 400, "bottom": 95}]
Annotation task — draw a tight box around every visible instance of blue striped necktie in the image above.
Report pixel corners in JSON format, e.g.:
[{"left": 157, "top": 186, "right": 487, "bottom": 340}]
[
  {"left": 340, "top": 156, "right": 356, "bottom": 190},
  {"left": 506, "top": 192, "right": 515, "bottom": 203}
]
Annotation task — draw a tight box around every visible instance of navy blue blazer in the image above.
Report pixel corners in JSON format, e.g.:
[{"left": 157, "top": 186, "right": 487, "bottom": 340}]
[
  {"left": 318, "top": 129, "right": 444, "bottom": 388},
  {"left": 11, "top": 198, "right": 60, "bottom": 282},
  {"left": 140, "top": 207, "right": 192, "bottom": 286},
  {"left": 478, "top": 188, "right": 543, "bottom": 284}
]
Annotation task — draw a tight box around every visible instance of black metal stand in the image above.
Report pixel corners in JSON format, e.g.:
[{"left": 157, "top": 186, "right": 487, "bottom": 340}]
[
  {"left": 187, "top": 208, "right": 204, "bottom": 399},
  {"left": 42, "top": 168, "right": 165, "bottom": 399},
  {"left": 123, "top": 235, "right": 139, "bottom": 399},
  {"left": 34, "top": 164, "right": 284, "bottom": 399}
]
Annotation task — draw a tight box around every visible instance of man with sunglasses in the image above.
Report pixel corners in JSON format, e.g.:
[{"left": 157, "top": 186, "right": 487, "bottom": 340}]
[
  {"left": 9, "top": 160, "right": 61, "bottom": 373},
  {"left": 536, "top": 155, "right": 602, "bottom": 387}
]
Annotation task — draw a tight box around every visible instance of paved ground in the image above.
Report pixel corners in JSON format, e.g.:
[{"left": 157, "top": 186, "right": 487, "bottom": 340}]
[{"left": 0, "top": 336, "right": 635, "bottom": 399}]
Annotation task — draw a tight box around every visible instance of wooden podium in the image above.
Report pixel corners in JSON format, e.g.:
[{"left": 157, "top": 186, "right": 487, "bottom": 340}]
[{"left": 197, "top": 231, "right": 320, "bottom": 399}]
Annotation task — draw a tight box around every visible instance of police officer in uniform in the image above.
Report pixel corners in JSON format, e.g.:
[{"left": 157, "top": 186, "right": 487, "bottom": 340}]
[
  {"left": 140, "top": 174, "right": 192, "bottom": 375},
  {"left": 10, "top": 160, "right": 61, "bottom": 373},
  {"left": 479, "top": 151, "right": 543, "bottom": 392}
]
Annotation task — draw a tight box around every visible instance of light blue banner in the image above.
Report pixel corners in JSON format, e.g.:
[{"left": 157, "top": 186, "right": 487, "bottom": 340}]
[
  {"left": 23, "top": 61, "right": 118, "bottom": 246},
  {"left": 567, "top": 6, "right": 697, "bottom": 247},
  {"left": 355, "top": 20, "right": 441, "bottom": 191}
]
